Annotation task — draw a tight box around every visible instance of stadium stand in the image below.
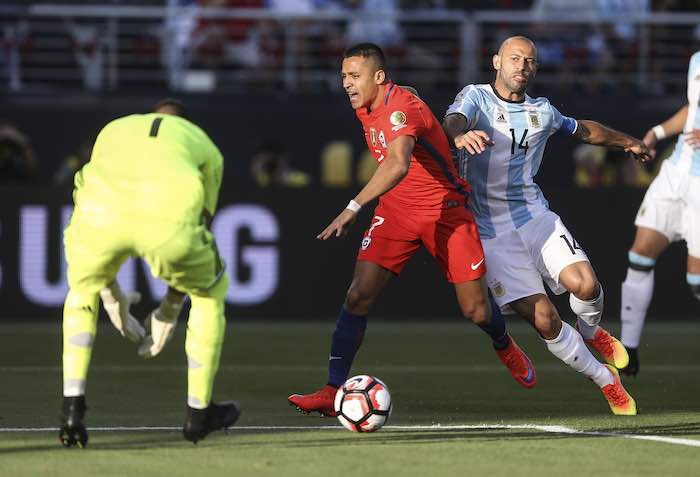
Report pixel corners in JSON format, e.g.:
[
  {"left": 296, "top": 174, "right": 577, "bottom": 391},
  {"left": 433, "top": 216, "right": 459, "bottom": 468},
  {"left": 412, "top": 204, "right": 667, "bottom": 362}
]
[{"left": 0, "top": 3, "right": 698, "bottom": 93}]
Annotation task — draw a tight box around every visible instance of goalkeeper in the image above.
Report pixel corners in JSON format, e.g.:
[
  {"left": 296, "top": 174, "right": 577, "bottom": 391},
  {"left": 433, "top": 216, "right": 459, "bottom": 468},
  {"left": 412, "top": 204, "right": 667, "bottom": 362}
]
[{"left": 60, "top": 99, "right": 239, "bottom": 447}]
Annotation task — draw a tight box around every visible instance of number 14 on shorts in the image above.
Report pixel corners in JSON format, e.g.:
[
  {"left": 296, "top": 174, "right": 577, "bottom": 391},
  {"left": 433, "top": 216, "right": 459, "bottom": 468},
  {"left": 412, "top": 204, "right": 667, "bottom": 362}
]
[{"left": 560, "top": 234, "right": 582, "bottom": 255}]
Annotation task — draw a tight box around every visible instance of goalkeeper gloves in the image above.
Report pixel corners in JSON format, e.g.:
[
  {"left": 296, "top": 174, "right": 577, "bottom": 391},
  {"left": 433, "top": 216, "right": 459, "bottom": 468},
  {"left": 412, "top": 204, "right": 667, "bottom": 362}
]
[
  {"left": 138, "top": 297, "right": 184, "bottom": 358},
  {"left": 99, "top": 283, "right": 146, "bottom": 343}
]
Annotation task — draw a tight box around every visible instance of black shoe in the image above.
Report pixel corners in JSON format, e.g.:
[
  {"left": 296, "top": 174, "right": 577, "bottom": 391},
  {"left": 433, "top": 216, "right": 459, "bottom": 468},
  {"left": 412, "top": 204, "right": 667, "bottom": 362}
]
[
  {"left": 182, "top": 401, "right": 241, "bottom": 444},
  {"left": 621, "top": 346, "right": 639, "bottom": 377},
  {"left": 59, "top": 396, "right": 88, "bottom": 448}
]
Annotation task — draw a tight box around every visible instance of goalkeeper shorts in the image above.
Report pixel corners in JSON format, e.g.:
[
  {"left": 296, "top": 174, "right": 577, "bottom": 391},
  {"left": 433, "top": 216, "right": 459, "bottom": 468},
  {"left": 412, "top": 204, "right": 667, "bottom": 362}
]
[{"left": 64, "top": 207, "right": 225, "bottom": 297}]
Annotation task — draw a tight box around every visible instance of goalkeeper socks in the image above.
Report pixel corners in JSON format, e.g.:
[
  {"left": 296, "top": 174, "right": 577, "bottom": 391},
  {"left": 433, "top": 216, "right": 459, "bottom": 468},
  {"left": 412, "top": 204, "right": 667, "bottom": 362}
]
[
  {"left": 185, "top": 277, "right": 227, "bottom": 409},
  {"left": 545, "top": 322, "right": 613, "bottom": 387},
  {"left": 620, "top": 267, "right": 654, "bottom": 348},
  {"left": 63, "top": 290, "right": 99, "bottom": 397},
  {"left": 478, "top": 295, "right": 509, "bottom": 350},
  {"left": 328, "top": 307, "right": 367, "bottom": 387}
]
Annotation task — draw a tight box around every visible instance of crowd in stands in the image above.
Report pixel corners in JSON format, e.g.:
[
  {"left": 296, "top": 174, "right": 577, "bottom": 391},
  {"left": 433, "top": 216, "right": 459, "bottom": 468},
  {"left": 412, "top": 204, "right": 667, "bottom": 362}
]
[
  {"left": 1, "top": 1, "right": 698, "bottom": 92},
  {"left": 1, "top": 1, "right": 699, "bottom": 185}
]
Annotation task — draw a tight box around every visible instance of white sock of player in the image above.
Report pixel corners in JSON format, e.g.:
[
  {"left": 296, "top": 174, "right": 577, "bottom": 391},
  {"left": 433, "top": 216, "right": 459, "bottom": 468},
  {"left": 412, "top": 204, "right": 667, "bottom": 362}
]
[
  {"left": 570, "top": 285, "right": 604, "bottom": 340},
  {"left": 545, "top": 322, "right": 614, "bottom": 387},
  {"left": 620, "top": 267, "right": 654, "bottom": 348}
]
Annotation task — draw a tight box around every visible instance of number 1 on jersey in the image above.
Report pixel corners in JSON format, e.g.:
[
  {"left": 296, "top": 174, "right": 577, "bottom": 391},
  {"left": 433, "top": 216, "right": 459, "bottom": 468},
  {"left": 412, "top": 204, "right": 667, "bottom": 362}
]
[{"left": 149, "top": 117, "right": 163, "bottom": 137}]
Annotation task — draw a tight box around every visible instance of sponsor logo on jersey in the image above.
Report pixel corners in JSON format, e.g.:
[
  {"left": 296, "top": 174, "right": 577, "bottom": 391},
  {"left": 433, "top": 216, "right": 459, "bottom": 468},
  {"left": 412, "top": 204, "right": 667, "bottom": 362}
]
[
  {"left": 495, "top": 111, "right": 507, "bottom": 123},
  {"left": 390, "top": 111, "right": 407, "bottom": 131},
  {"left": 378, "top": 130, "right": 387, "bottom": 148},
  {"left": 361, "top": 236, "right": 372, "bottom": 250},
  {"left": 370, "top": 127, "right": 378, "bottom": 147}
]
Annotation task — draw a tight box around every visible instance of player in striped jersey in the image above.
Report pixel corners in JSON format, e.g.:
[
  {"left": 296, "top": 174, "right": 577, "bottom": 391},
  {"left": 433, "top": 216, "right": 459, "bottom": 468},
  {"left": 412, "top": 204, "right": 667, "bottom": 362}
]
[
  {"left": 620, "top": 51, "right": 700, "bottom": 376},
  {"left": 443, "top": 36, "right": 651, "bottom": 415}
]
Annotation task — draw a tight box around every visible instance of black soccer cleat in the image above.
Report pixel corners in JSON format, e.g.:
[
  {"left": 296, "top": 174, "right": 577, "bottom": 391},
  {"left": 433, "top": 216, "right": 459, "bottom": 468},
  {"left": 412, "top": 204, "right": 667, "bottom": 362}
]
[
  {"left": 59, "top": 396, "right": 88, "bottom": 448},
  {"left": 182, "top": 401, "right": 241, "bottom": 444},
  {"left": 621, "top": 346, "right": 639, "bottom": 377}
]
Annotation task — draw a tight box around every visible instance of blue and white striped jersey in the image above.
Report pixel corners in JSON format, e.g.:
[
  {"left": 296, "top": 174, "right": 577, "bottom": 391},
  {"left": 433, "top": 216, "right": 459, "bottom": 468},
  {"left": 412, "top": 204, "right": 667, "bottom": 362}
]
[
  {"left": 445, "top": 84, "right": 577, "bottom": 239},
  {"left": 668, "top": 51, "right": 700, "bottom": 176}
]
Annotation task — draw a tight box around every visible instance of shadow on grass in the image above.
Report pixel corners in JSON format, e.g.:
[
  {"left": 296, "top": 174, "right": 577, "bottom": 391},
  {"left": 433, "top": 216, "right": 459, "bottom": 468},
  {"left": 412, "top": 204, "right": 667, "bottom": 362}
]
[
  {"left": 217, "top": 428, "right": 582, "bottom": 449},
  {"left": 2, "top": 421, "right": 699, "bottom": 455},
  {"left": 0, "top": 433, "right": 184, "bottom": 454},
  {"left": 593, "top": 421, "right": 700, "bottom": 437},
  {"left": 282, "top": 432, "right": 570, "bottom": 448}
]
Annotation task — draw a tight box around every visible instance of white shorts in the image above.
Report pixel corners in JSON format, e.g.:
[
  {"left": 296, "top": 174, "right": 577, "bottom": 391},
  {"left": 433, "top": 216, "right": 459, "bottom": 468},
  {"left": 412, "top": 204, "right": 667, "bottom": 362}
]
[
  {"left": 635, "top": 160, "right": 700, "bottom": 258},
  {"left": 482, "top": 210, "right": 590, "bottom": 313}
]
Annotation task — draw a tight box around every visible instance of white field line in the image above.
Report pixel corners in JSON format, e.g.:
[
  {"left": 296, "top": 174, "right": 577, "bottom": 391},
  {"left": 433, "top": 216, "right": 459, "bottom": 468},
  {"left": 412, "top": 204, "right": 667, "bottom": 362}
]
[
  {"left": 1, "top": 364, "right": 698, "bottom": 373},
  {"left": 3, "top": 322, "right": 699, "bottom": 335},
  {"left": 0, "top": 423, "right": 698, "bottom": 448}
]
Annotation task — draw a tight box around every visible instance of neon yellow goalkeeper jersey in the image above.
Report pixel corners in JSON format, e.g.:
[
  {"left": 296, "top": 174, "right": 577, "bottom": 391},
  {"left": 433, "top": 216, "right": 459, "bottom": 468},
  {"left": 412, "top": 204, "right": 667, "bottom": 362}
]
[{"left": 74, "top": 113, "right": 223, "bottom": 224}]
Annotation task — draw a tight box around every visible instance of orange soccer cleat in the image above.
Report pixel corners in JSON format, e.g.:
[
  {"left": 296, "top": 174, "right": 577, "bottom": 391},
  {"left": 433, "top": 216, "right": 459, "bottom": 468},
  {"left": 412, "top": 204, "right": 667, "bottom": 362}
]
[
  {"left": 495, "top": 335, "right": 537, "bottom": 389},
  {"left": 585, "top": 327, "right": 630, "bottom": 370},
  {"left": 601, "top": 365, "right": 637, "bottom": 416},
  {"left": 288, "top": 384, "right": 338, "bottom": 417}
]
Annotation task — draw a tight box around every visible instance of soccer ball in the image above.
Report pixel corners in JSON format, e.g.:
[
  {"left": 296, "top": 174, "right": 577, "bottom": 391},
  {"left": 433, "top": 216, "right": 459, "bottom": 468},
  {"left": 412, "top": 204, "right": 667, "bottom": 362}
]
[{"left": 334, "top": 375, "right": 392, "bottom": 433}]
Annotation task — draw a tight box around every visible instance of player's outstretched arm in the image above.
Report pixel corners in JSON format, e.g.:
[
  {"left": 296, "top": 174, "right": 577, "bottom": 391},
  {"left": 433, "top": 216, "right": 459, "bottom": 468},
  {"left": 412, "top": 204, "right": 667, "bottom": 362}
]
[
  {"left": 442, "top": 114, "right": 494, "bottom": 155},
  {"left": 317, "top": 136, "right": 414, "bottom": 240},
  {"left": 644, "top": 104, "right": 688, "bottom": 152},
  {"left": 647, "top": 104, "right": 700, "bottom": 151},
  {"left": 443, "top": 113, "right": 468, "bottom": 148},
  {"left": 574, "top": 120, "right": 653, "bottom": 163}
]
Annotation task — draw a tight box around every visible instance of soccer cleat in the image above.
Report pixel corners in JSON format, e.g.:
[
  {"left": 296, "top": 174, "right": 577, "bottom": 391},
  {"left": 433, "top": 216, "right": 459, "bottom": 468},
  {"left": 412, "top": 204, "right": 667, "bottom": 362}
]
[
  {"left": 183, "top": 401, "right": 241, "bottom": 444},
  {"left": 621, "top": 346, "right": 639, "bottom": 377},
  {"left": 59, "top": 396, "right": 88, "bottom": 448},
  {"left": 584, "top": 327, "right": 630, "bottom": 369},
  {"left": 601, "top": 364, "right": 637, "bottom": 415},
  {"left": 495, "top": 335, "right": 537, "bottom": 389},
  {"left": 288, "top": 384, "right": 339, "bottom": 417}
]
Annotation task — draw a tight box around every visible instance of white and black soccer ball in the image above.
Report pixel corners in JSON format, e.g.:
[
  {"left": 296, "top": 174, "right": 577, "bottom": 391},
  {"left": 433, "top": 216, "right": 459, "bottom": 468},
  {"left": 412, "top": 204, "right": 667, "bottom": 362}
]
[{"left": 334, "top": 375, "right": 392, "bottom": 433}]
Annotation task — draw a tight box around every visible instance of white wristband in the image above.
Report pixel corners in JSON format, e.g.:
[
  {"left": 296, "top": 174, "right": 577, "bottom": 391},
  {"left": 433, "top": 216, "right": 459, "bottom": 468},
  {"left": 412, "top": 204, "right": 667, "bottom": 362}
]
[
  {"left": 652, "top": 125, "right": 667, "bottom": 140},
  {"left": 346, "top": 200, "right": 361, "bottom": 213}
]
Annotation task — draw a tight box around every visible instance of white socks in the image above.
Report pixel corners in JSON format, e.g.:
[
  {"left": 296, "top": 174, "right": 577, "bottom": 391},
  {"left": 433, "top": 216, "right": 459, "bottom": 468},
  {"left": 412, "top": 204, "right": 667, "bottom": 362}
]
[
  {"left": 620, "top": 267, "right": 654, "bottom": 348},
  {"left": 570, "top": 286, "right": 604, "bottom": 340},
  {"left": 545, "top": 322, "right": 613, "bottom": 388}
]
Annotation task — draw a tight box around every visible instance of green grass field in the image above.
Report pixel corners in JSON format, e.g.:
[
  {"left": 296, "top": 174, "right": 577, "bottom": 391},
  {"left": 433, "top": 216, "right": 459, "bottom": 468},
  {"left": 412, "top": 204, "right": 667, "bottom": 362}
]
[{"left": 0, "top": 320, "right": 698, "bottom": 477}]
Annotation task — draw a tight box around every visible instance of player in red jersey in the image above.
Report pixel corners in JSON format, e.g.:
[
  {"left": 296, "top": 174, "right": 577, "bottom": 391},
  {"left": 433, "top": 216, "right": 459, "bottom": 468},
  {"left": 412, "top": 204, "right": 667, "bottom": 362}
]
[{"left": 288, "top": 43, "right": 536, "bottom": 417}]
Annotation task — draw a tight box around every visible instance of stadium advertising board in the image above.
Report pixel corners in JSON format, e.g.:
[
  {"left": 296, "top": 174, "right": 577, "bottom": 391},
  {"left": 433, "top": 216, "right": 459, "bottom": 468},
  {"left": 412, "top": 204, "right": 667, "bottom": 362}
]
[{"left": 0, "top": 186, "right": 696, "bottom": 320}]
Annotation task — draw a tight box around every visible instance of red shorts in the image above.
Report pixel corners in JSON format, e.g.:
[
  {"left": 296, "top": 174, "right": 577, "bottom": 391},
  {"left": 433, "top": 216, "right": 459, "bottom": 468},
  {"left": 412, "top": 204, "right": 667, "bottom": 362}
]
[{"left": 356, "top": 200, "right": 486, "bottom": 283}]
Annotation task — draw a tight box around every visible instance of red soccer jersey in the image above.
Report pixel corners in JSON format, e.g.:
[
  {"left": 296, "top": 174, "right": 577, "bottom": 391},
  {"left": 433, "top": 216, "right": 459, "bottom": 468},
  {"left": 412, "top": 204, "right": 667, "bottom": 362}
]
[{"left": 356, "top": 82, "right": 470, "bottom": 209}]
